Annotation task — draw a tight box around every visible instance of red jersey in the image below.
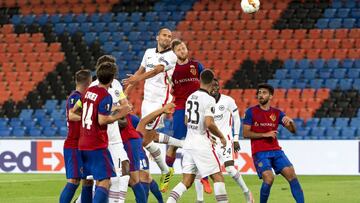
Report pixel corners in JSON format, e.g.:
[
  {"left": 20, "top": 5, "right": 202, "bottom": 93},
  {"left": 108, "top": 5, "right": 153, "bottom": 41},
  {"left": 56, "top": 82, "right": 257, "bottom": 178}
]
[
  {"left": 78, "top": 86, "right": 113, "bottom": 150},
  {"left": 243, "top": 105, "right": 285, "bottom": 155},
  {"left": 171, "top": 60, "right": 203, "bottom": 110},
  {"left": 64, "top": 90, "right": 82, "bottom": 149},
  {"left": 120, "top": 114, "right": 142, "bottom": 143}
]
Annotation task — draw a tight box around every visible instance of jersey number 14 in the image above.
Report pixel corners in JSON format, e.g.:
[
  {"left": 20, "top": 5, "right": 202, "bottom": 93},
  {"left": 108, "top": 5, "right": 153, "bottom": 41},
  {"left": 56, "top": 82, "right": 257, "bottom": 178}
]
[{"left": 82, "top": 102, "right": 93, "bottom": 129}]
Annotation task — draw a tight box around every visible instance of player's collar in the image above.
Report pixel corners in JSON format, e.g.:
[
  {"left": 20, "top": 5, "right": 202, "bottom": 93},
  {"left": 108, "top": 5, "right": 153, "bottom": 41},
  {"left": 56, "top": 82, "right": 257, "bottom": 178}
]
[
  {"left": 199, "top": 88, "right": 210, "bottom": 95},
  {"left": 215, "top": 94, "right": 221, "bottom": 103},
  {"left": 156, "top": 47, "right": 172, "bottom": 53}
]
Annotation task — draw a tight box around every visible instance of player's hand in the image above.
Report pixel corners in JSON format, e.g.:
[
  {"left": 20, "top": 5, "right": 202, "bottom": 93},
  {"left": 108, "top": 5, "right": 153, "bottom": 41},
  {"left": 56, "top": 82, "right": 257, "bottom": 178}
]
[
  {"left": 248, "top": 0, "right": 257, "bottom": 8},
  {"left": 282, "top": 116, "right": 294, "bottom": 127},
  {"left": 118, "top": 104, "right": 132, "bottom": 115},
  {"left": 263, "top": 130, "right": 277, "bottom": 139},
  {"left": 163, "top": 103, "right": 175, "bottom": 114},
  {"left": 122, "top": 74, "right": 138, "bottom": 86},
  {"left": 220, "top": 137, "right": 226, "bottom": 148},
  {"left": 233, "top": 141, "right": 241, "bottom": 152}
]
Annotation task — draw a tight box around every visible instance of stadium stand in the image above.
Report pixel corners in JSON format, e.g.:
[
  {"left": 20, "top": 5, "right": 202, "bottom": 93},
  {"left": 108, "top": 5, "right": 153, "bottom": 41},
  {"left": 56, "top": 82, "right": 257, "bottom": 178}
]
[{"left": 0, "top": 0, "right": 358, "bottom": 140}]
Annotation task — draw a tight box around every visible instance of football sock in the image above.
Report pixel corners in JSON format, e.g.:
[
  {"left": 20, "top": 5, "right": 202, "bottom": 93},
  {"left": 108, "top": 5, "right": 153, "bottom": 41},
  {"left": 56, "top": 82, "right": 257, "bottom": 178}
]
[
  {"left": 194, "top": 178, "right": 204, "bottom": 202},
  {"left": 80, "top": 185, "right": 93, "bottom": 203},
  {"left": 167, "top": 182, "right": 187, "bottom": 203},
  {"left": 260, "top": 182, "right": 272, "bottom": 203},
  {"left": 140, "top": 182, "right": 150, "bottom": 199},
  {"left": 93, "top": 186, "right": 108, "bottom": 203},
  {"left": 59, "top": 182, "right": 79, "bottom": 203},
  {"left": 150, "top": 180, "right": 164, "bottom": 203},
  {"left": 225, "top": 166, "right": 249, "bottom": 193},
  {"left": 109, "top": 176, "right": 121, "bottom": 203},
  {"left": 132, "top": 182, "right": 147, "bottom": 203},
  {"left": 214, "top": 182, "right": 228, "bottom": 203},
  {"left": 289, "top": 178, "right": 304, "bottom": 203},
  {"left": 118, "top": 175, "right": 130, "bottom": 202},
  {"left": 158, "top": 133, "right": 183, "bottom": 148},
  {"left": 145, "top": 142, "right": 169, "bottom": 174}
]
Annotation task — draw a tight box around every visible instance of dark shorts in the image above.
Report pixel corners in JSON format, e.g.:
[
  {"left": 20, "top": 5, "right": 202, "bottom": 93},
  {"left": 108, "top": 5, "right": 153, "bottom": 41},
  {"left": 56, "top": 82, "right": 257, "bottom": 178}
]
[
  {"left": 64, "top": 148, "right": 82, "bottom": 179},
  {"left": 80, "top": 149, "right": 116, "bottom": 180},
  {"left": 173, "top": 109, "right": 187, "bottom": 140},
  {"left": 124, "top": 138, "right": 142, "bottom": 172},
  {"left": 253, "top": 150, "right": 293, "bottom": 179}
]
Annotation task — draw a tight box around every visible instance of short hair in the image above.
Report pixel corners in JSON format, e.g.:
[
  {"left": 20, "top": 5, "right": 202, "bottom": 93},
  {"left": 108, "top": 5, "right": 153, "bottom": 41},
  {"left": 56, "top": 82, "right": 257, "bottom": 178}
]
[
  {"left": 171, "top": 39, "right": 183, "bottom": 51},
  {"left": 96, "top": 55, "right": 116, "bottom": 67},
  {"left": 157, "top": 27, "right": 171, "bottom": 36},
  {"left": 96, "top": 62, "right": 117, "bottom": 85},
  {"left": 75, "top": 69, "right": 91, "bottom": 84},
  {"left": 200, "top": 69, "right": 215, "bottom": 85},
  {"left": 257, "top": 83, "right": 274, "bottom": 95}
]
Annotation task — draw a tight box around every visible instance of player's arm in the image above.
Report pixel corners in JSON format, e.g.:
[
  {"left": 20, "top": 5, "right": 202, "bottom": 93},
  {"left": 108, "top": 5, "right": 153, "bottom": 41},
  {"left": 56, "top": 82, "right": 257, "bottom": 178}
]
[
  {"left": 205, "top": 116, "right": 226, "bottom": 147},
  {"left": 68, "top": 98, "right": 82, "bottom": 121},
  {"left": 125, "top": 64, "right": 165, "bottom": 86},
  {"left": 124, "top": 66, "right": 146, "bottom": 95},
  {"left": 136, "top": 103, "right": 175, "bottom": 134},
  {"left": 242, "top": 108, "right": 277, "bottom": 139},
  {"left": 230, "top": 99, "right": 241, "bottom": 152},
  {"left": 98, "top": 95, "right": 131, "bottom": 126},
  {"left": 281, "top": 114, "right": 296, "bottom": 134}
]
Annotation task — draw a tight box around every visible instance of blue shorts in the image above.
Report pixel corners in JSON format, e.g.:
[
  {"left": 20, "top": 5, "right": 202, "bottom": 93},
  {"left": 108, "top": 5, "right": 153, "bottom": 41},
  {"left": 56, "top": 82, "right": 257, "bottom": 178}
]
[
  {"left": 64, "top": 148, "right": 82, "bottom": 179},
  {"left": 139, "top": 146, "right": 149, "bottom": 171},
  {"left": 80, "top": 149, "right": 116, "bottom": 180},
  {"left": 124, "top": 138, "right": 142, "bottom": 172},
  {"left": 173, "top": 109, "right": 187, "bottom": 140},
  {"left": 253, "top": 150, "right": 292, "bottom": 179}
]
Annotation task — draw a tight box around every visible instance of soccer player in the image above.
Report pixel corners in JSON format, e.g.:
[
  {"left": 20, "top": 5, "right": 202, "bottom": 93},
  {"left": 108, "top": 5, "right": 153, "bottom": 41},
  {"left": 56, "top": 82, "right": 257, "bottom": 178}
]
[
  {"left": 123, "top": 27, "right": 182, "bottom": 191},
  {"left": 59, "top": 69, "right": 93, "bottom": 203},
  {"left": 77, "top": 62, "right": 131, "bottom": 203},
  {"left": 167, "top": 70, "right": 229, "bottom": 203},
  {"left": 209, "top": 78, "right": 253, "bottom": 203},
  {"left": 243, "top": 83, "right": 304, "bottom": 203}
]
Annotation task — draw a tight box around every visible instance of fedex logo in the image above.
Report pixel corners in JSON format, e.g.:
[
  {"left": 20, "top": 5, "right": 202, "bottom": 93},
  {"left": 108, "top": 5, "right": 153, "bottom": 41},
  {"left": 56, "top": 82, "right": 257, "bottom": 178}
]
[
  {"left": 220, "top": 152, "right": 256, "bottom": 173},
  {"left": 0, "top": 141, "right": 64, "bottom": 172}
]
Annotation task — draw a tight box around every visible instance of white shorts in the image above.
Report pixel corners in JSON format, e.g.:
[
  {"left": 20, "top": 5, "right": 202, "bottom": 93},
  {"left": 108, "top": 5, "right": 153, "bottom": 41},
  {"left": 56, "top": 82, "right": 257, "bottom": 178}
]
[
  {"left": 182, "top": 148, "right": 221, "bottom": 178},
  {"left": 215, "top": 139, "right": 233, "bottom": 164},
  {"left": 108, "top": 142, "right": 129, "bottom": 175},
  {"left": 141, "top": 100, "right": 165, "bottom": 130}
]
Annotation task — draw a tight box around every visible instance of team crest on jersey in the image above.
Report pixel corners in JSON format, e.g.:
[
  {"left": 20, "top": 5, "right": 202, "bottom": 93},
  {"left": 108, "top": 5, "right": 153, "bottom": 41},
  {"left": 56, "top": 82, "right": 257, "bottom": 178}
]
[
  {"left": 219, "top": 105, "right": 225, "bottom": 111},
  {"left": 270, "top": 113, "right": 276, "bottom": 122},
  {"left": 115, "top": 90, "right": 120, "bottom": 97},
  {"left": 190, "top": 65, "right": 197, "bottom": 75},
  {"left": 254, "top": 122, "right": 259, "bottom": 126},
  {"left": 158, "top": 56, "right": 169, "bottom": 66},
  {"left": 258, "top": 162, "right": 263, "bottom": 167}
]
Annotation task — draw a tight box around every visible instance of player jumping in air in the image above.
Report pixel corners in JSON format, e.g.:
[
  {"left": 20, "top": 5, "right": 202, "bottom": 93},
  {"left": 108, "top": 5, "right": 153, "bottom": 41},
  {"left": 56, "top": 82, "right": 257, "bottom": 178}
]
[
  {"left": 167, "top": 70, "right": 229, "bottom": 203},
  {"left": 60, "top": 70, "right": 93, "bottom": 203},
  {"left": 243, "top": 83, "right": 304, "bottom": 203}
]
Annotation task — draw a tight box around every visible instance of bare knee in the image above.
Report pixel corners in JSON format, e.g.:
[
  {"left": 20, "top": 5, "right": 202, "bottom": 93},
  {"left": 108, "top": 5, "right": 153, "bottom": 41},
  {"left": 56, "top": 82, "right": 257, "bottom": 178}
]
[
  {"left": 210, "top": 172, "right": 224, "bottom": 183},
  {"left": 282, "top": 167, "right": 297, "bottom": 182},
  {"left": 122, "top": 160, "right": 130, "bottom": 176},
  {"left": 82, "top": 179, "right": 94, "bottom": 186},
  {"left": 262, "top": 171, "right": 274, "bottom": 185},
  {"left": 68, "top": 178, "right": 80, "bottom": 185}
]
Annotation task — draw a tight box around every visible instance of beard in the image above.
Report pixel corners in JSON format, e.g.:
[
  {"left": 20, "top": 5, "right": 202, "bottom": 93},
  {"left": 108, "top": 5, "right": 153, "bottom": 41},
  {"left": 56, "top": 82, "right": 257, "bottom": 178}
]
[
  {"left": 259, "top": 98, "right": 269, "bottom": 105},
  {"left": 178, "top": 55, "right": 188, "bottom": 62}
]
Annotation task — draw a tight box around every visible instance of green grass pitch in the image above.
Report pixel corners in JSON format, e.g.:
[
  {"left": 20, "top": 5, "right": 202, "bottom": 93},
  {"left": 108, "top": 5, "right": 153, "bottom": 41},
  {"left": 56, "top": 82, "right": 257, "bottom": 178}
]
[{"left": 0, "top": 174, "right": 359, "bottom": 203}]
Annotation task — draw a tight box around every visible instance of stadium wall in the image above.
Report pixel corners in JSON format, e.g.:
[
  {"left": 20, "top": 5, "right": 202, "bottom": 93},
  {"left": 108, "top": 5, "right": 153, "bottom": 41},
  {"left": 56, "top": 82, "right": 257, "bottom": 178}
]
[{"left": 0, "top": 140, "right": 359, "bottom": 175}]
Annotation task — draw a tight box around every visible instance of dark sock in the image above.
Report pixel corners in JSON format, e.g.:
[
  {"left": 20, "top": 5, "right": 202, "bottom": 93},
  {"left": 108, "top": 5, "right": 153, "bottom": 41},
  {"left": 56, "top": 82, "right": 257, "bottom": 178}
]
[
  {"left": 260, "top": 182, "right": 271, "bottom": 203},
  {"left": 59, "top": 182, "right": 79, "bottom": 203},
  {"left": 132, "top": 183, "right": 147, "bottom": 203},
  {"left": 140, "top": 182, "right": 150, "bottom": 199},
  {"left": 81, "top": 185, "right": 93, "bottom": 203},
  {"left": 150, "top": 180, "right": 164, "bottom": 203},
  {"left": 165, "top": 155, "right": 176, "bottom": 167},
  {"left": 290, "top": 178, "right": 304, "bottom": 203},
  {"left": 93, "top": 186, "right": 108, "bottom": 203}
]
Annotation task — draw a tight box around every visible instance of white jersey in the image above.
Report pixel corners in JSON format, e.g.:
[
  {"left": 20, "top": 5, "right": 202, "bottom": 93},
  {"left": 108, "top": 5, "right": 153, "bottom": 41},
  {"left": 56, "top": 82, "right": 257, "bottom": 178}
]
[
  {"left": 90, "top": 79, "right": 125, "bottom": 144},
  {"left": 140, "top": 48, "right": 177, "bottom": 103},
  {"left": 212, "top": 94, "right": 241, "bottom": 143},
  {"left": 183, "top": 89, "right": 216, "bottom": 150}
]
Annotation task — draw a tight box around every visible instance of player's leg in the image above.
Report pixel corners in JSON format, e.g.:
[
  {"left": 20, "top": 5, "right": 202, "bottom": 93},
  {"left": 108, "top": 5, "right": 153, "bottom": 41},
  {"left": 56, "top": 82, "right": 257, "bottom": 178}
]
[
  {"left": 274, "top": 151, "right": 304, "bottom": 203},
  {"left": 253, "top": 151, "right": 274, "bottom": 203},
  {"left": 79, "top": 179, "right": 94, "bottom": 203},
  {"left": 60, "top": 148, "right": 82, "bottom": 203},
  {"left": 200, "top": 177, "right": 212, "bottom": 194},
  {"left": 108, "top": 142, "right": 129, "bottom": 203},
  {"left": 260, "top": 170, "right": 274, "bottom": 203},
  {"left": 194, "top": 174, "right": 204, "bottom": 203}
]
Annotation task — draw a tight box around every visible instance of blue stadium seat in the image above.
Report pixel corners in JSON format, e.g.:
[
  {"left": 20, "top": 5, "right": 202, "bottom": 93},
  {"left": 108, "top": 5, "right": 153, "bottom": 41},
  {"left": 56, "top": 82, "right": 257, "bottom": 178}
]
[
  {"left": 128, "top": 32, "right": 141, "bottom": 41},
  {"left": 170, "top": 11, "right": 185, "bottom": 21},
  {"left": 60, "top": 100, "right": 67, "bottom": 109},
  {"left": 130, "top": 12, "right": 143, "bottom": 22},
  {"left": 325, "top": 127, "right": 341, "bottom": 138},
  {"left": 29, "top": 127, "right": 42, "bottom": 137},
  {"left": 337, "top": 8, "right": 350, "bottom": 18},
  {"left": 339, "top": 79, "right": 353, "bottom": 90},
  {"left": 324, "top": 9, "right": 336, "bottom": 18},
  {"left": 34, "top": 109, "right": 47, "bottom": 119},
  {"left": 279, "top": 79, "right": 294, "bottom": 88},
  {"left": 139, "top": 32, "right": 154, "bottom": 41},
  {"left": 63, "top": 14, "right": 74, "bottom": 24},
  {"left": 102, "top": 42, "right": 116, "bottom": 53},
  {"left": 67, "top": 23, "right": 79, "bottom": 35},
  {"left": 10, "top": 118, "right": 22, "bottom": 128},
  {"left": 22, "top": 119, "right": 36, "bottom": 128},
  {"left": 327, "top": 59, "right": 340, "bottom": 69},
  {"left": 101, "top": 13, "right": 114, "bottom": 23},
  {"left": 267, "top": 79, "right": 280, "bottom": 88},
  {"left": 341, "top": 127, "right": 356, "bottom": 138},
  {"left": 324, "top": 79, "right": 338, "bottom": 89},
  {"left": 50, "top": 14, "right": 62, "bottom": 24},
  {"left": 303, "top": 69, "right": 317, "bottom": 79},
  {"left": 158, "top": 12, "right": 171, "bottom": 21},
  {"left": 0, "top": 119, "right": 8, "bottom": 128},
  {"left": 107, "top": 22, "right": 120, "bottom": 32},
  {"left": 275, "top": 69, "right": 287, "bottom": 79},
  {"left": 354, "top": 59, "right": 360, "bottom": 69},
  {"left": 145, "top": 12, "right": 157, "bottom": 22},
  {"left": 118, "top": 41, "right": 130, "bottom": 52},
  {"left": 10, "top": 15, "right": 22, "bottom": 25},
  {"left": 51, "top": 110, "right": 65, "bottom": 120},
  {"left": 179, "top": 2, "right": 193, "bottom": 11},
  {"left": 350, "top": 118, "right": 360, "bottom": 127},
  {"left": 351, "top": 8, "right": 360, "bottom": 18},
  {"left": 75, "top": 14, "right": 88, "bottom": 23},
  {"left": 332, "top": 1, "right": 343, "bottom": 8},
  {"left": 343, "top": 18, "right": 356, "bottom": 28},
  {"left": 332, "top": 69, "right": 346, "bottom": 79},
  {"left": 80, "top": 22, "right": 92, "bottom": 33},
  {"left": 310, "top": 127, "right": 325, "bottom": 137},
  {"left": 54, "top": 119, "right": 66, "bottom": 128},
  {"left": 122, "top": 52, "right": 135, "bottom": 61},
  {"left": 312, "top": 59, "right": 325, "bottom": 69},
  {"left": 306, "top": 118, "right": 320, "bottom": 127},
  {"left": 148, "top": 22, "right": 163, "bottom": 32},
  {"left": 90, "top": 13, "right": 101, "bottom": 23},
  {"left": 93, "top": 22, "right": 106, "bottom": 32},
  {"left": 39, "top": 119, "right": 53, "bottom": 128},
  {"left": 23, "top": 15, "right": 36, "bottom": 25},
  {"left": 132, "top": 42, "right": 145, "bottom": 52},
  {"left": 348, "top": 69, "right": 360, "bottom": 79},
  {"left": 43, "top": 126, "right": 57, "bottom": 137},
  {"left": 352, "top": 78, "right": 360, "bottom": 89},
  {"left": 294, "top": 118, "right": 304, "bottom": 128},
  {"left": 37, "top": 14, "right": 49, "bottom": 26},
  {"left": 342, "top": 59, "right": 354, "bottom": 69},
  {"left": 294, "top": 79, "right": 307, "bottom": 89},
  {"left": 84, "top": 32, "right": 97, "bottom": 45},
  {"left": 59, "top": 127, "right": 68, "bottom": 137},
  {"left": 319, "top": 118, "right": 334, "bottom": 127},
  {"left": 154, "top": 3, "right": 166, "bottom": 12},
  {"left": 115, "top": 13, "right": 128, "bottom": 22},
  {"left": 284, "top": 59, "right": 296, "bottom": 69},
  {"left": 136, "top": 22, "right": 150, "bottom": 32},
  {"left": 0, "top": 128, "right": 11, "bottom": 137},
  {"left": 295, "top": 127, "right": 310, "bottom": 138},
  {"left": 164, "top": 21, "right": 177, "bottom": 30},
  {"left": 309, "top": 79, "right": 324, "bottom": 88},
  {"left": 289, "top": 69, "right": 303, "bottom": 79},
  {"left": 12, "top": 128, "right": 25, "bottom": 137},
  {"left": 334, "top": 118, "right": 349, "bottom": 127},
  {"left": 98, "top": 32, "right": 111, "bottom": 43},
  {"left": 19, "top": 109, "right": 33, "bottom": 120},
  {"left": 345, "top": 1, "right": 356, "bottom": 8},
  {"left": 319, "top": 69, "right": 332, "bottom": 79},
  {"left": 111, "top": 32, "right": 125, "bottom": 42},
  {"left": 316, "top": 18, "right": 329, "bottom": 29},
  {"left": 297, "top": 59, "right": 310, "bottom": 69},
  {"left": 54, "top": 23, "right": 66, "bottom": 34},
  {"left": 146, "top": 41, "right": 157, "bottom": 48},
  {"left": 122, "top": 22, "right": 134, "bottom": 33}
]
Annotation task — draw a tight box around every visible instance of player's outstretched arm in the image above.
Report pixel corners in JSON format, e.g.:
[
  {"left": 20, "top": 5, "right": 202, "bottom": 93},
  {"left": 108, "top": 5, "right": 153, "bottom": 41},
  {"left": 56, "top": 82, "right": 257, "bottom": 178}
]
[
  {"left": 282, "top": 116, "right": 296, "bottom": 133},
  {"left": 98, "top": 105, "right": 131, "bottom": 126},
  {"left": 136, "top": 103, "right": 175, "bottom": 134},
  {"left": 243, "top": 124, "right": 277, "bottom": 139},
  {"left": 123, "top": 66, "right": 145, "bottom": 94},
  {"left": 205, "top": 116, "right": 226, "bottom": 147},
  {"left": 124, "top": 65, "right": 165, "bottom": 87}
]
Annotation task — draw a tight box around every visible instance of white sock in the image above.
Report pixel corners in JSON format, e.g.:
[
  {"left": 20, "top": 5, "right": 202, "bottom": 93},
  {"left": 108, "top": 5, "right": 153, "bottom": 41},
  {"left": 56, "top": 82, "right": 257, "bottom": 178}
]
[
  {"left": 75, "top": 194, "right": 81, "bottom": 203},
  {"left": 226, "top": 166, "right": 249, "bottom": 193},
  {"left": 108, "top": 176, "right": 128, "bottom": 203},
  {"left": 118, "top": 175, "right": 130, "bottom": 202},
  {"left": 145, "top": 141, "right": 169, "bottom": 174},
  {"left": 214, "top": 182, "right": 228, "bottom": 203},
  {"left": 158, "top": 133, "right": 183, "bottom": 148},
  {"left": 167, "top": 182, "right": 187, "bottom": 203},
  {"left": 194, "top": 178, "right": 204, "bottom": 202}
]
